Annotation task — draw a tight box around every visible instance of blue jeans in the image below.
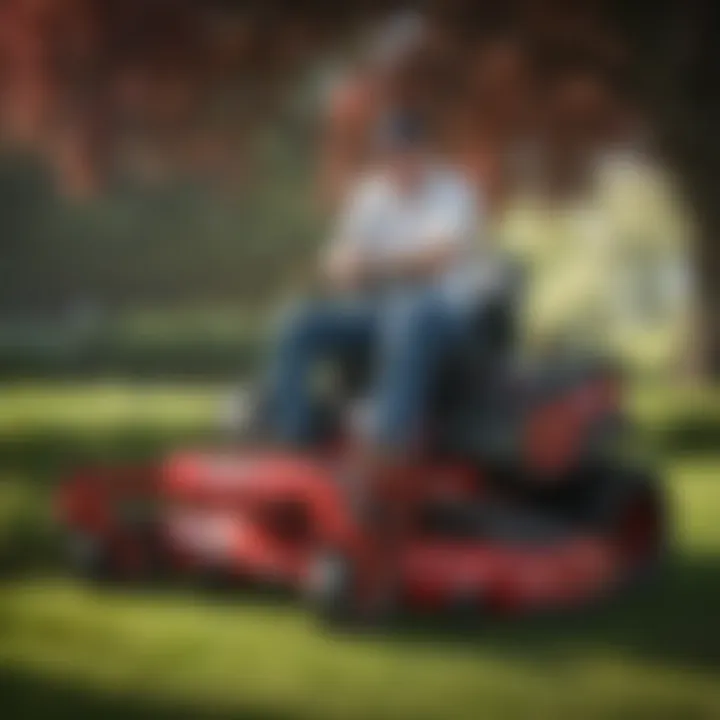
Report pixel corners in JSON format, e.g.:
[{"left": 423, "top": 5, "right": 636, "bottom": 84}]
[{"left": 268, "top": 288, "right": 466, "bottom": 450}]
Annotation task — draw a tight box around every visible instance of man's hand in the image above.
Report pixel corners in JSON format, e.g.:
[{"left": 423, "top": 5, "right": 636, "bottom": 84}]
[
  {"left": 324, "top": 242, "right": 370, "bottom": 292},
  {"left": 324, "top": 238, "right": 457, "bottom": 291},
  {"left": 380, "top": 240, "right": 458, "bottom": 283}
]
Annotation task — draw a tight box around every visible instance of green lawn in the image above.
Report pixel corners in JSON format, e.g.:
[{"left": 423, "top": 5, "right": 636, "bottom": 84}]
[{"left": 0, "top": 383, "right": 718, "bottom": 719}]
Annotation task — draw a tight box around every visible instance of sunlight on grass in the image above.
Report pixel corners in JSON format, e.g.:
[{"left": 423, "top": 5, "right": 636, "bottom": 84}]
[
  {"left": 0, "top": 574, "right": 718, "bottom": 720},
  {"left": 669, "top": 459, "right": 720, "bottom": 554},
  {"left": 0, "top": 566, "right": 718, "bottom": 720},
  {"left": 0, "top": 382, "right": 222, "bottom": 434}
]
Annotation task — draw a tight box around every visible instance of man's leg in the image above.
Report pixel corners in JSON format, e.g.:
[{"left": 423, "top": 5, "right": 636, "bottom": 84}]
[
  {"left": 341, "top": 291, "right": 463, "bottom": 617},
  {"left": 371, "top": 289, "right": 462, "bottom": 452},
  {"left": 268, "top": 298, "right": 375, "bottom": 445}
]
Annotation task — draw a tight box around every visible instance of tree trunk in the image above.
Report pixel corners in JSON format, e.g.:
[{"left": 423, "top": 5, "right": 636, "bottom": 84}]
[
  {"left": 624, "top": 0, "right": 720, "bottom": 378},
  {"left": 670, "top": 1, "right": 720, "bottom": 377}
]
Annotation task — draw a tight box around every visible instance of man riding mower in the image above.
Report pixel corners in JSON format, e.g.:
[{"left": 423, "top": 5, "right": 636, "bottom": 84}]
[{"left": 56, "top": 114, "right": 666, "bottom": 625}]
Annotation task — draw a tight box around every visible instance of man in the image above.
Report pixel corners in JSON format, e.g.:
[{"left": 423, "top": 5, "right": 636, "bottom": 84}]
[{"left": 268, "top": 113, "right": 483, "bottom": 458}]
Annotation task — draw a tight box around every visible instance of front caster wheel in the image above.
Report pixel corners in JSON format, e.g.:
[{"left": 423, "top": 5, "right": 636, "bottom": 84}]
[
  {"left": 305, "top": 551, "right": 356, "bottom": 624},
  {"left": 304, "top": 549, "right": 398, "bottom": 628},
  {"left": 65, "top": 531, "right": 116, "bottom": 583}
]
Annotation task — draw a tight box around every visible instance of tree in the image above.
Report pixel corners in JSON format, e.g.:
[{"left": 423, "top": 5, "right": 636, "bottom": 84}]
[{"left": 0, "top": 0, "right": 715, "bottom": 373}]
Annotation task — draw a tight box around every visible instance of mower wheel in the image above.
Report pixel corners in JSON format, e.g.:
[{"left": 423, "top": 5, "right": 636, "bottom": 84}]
[
  {"left": 305, "top": 549, "right": 400, "bottom": 628},
  {"left": 305, "top": 550, "right": 357, "bottom": 624},
  {"left": 589, "top": 465, "right": 668, "bottom": 585},
  {"left": 65, "top": 531, "right": 116, "bottom": 583}
]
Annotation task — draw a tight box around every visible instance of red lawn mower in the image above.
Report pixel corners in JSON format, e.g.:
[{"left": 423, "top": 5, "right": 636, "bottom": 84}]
[{"left": 56, "top": 293, "right": 667, "bottom": 623}]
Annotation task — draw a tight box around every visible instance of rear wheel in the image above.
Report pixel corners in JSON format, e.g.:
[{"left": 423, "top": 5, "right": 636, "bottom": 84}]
[{"left": 589, "top": 466, "right": 667, "bottom": 585}]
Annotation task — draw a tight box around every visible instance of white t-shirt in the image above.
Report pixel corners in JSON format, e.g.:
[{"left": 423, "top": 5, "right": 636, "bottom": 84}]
[{"left": 330, "top": 167, "right": 488, "bottom": 306}]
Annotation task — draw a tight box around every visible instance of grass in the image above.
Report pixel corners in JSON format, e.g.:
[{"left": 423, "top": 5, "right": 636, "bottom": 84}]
[{"left": 0, "top": 382, "right": 718, "bottom": 719}]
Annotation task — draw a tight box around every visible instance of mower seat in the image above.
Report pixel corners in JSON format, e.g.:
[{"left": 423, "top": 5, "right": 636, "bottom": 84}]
[{"left": 436, "top": 352, "right": 621, "bottom": 468}]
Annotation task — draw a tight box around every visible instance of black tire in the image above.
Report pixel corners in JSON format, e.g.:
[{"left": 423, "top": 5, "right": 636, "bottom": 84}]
[
  {"left": 304, "top": 550, "right": 357, "bottom": 625},
  {"left": 66, "top": 522, "right": 168, "bottom": 586},
  {"left": 588, "top": 464, "right": 668, "bottom": 585},
  {"left": 65, "top": 531, "right": 116, "bottom": 583},
  {"left": 304, "top": 548, "right": 400, "bottom": 628}
]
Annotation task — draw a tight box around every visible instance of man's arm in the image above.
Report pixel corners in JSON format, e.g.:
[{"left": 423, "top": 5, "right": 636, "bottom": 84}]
[
  {"left": 324, "top": 241, "right": 368, "bottom": 291},
  {"left": 380, "top": 177, "right": 479, "bottom": 282},
  {"left": 322, "top": 177, "right": 378, "bottom": 292},
  {"left": 378, "top": 242, "right": 459, "bottom": 281}
]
